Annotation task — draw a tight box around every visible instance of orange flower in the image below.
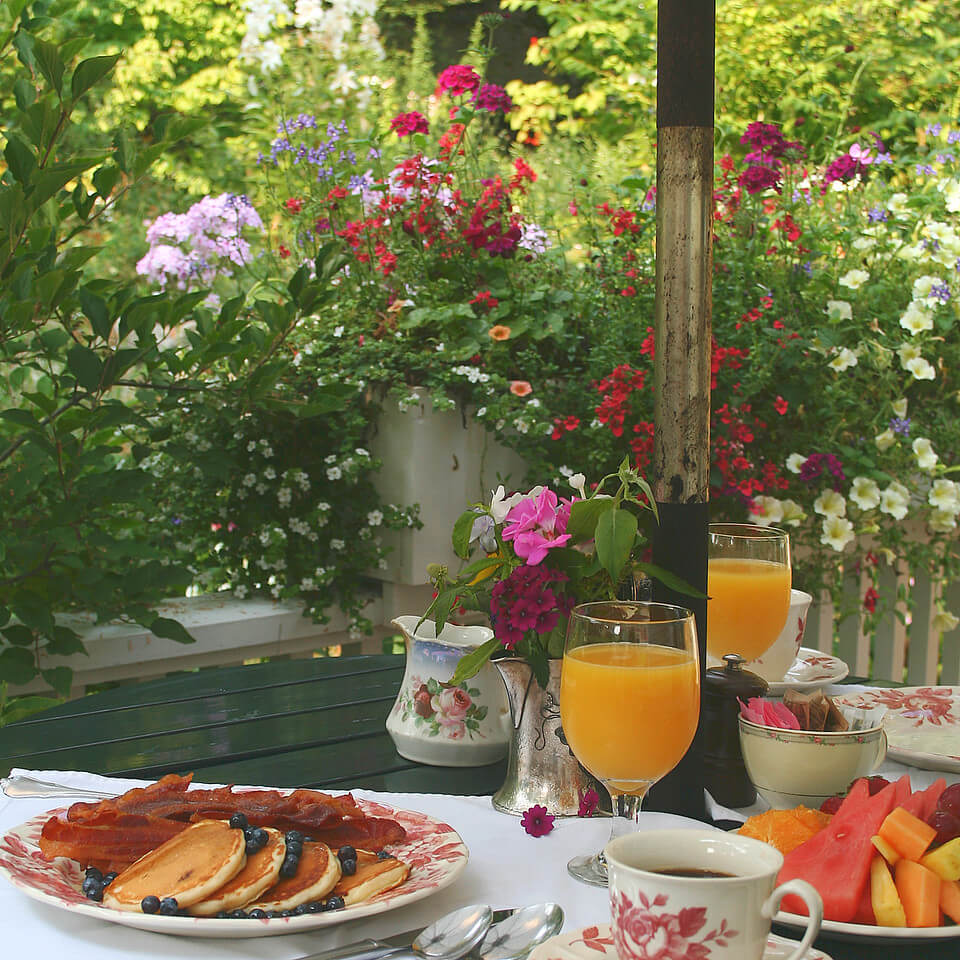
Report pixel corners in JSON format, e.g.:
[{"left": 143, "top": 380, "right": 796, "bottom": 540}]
[
  {"left": 489, "top": 325, "right": 512, "bottom": 341},
  {"left": 509, "top": 380, "right": 532, "bottom": 397}
]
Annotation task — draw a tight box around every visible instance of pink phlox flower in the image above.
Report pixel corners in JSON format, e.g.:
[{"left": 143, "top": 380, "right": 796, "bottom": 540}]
[
  {"left": 738, "top": 164, "right": 782, "bottom": 195},
  {"left": 472, "top": 83, "right": 513, "bottom": 113},
  {"left": 521, "top": 804, "right": 555, "bottom": 837},
  {"left": 578, "top": 788, "right": 600, "bottom": 818},
  {"left": 390, "top": 111, "right": 429, "bottom": 137},
  {"left": 437, "top": 64, "right": 481, "bottom": 96},
  {"left": 502, "top": 489, "right": 572, "bottom": 565},
  {"left": 490, "top": 565, "right": 572, "bottom": 648}
]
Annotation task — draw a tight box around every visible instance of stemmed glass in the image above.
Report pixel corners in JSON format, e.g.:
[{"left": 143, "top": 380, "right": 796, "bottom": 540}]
[
  {"left": 559, "top": 601, "right": 700, "bottom": 886},
  {"left": 707, "top": 523, "right": 791, "bottom": 665}
]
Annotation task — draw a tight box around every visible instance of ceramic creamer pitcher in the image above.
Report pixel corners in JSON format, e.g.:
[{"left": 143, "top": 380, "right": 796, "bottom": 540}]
[{"left": 386, "top": 616, "right": 510, "bottom": 767}]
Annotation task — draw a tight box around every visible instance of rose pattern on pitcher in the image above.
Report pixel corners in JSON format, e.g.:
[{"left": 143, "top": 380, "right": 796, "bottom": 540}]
[
  {"left": 611, "top": 889, "right": 738, "bottom": 960},
  {"left": 0, "top": 798, "right": 468, "bottom": 921},
  {"left": 392, "top": 673, "right": 489, "bottom": 740}
]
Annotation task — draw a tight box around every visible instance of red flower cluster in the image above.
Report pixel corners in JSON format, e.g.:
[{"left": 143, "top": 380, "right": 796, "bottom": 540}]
[
  {"left": 390, "top": 111, "right": 429, "bottom": 137},
  {"left": 550, "top": 415, "right": 580, "bottom": 440}
]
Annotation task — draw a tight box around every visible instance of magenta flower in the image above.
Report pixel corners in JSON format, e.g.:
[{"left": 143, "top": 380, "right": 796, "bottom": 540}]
[
  {"left": 521, "top": 804, "right": 555, "bottom": 837},
  {"left": 578, "top": 788, "right": 600, "bottom": 818},
  {"left": 390, "top": 111, "right": 429, "bottom": 137},
  {"left": 437, "top": 64, "right": 481, "bottom": 96},
  {"left": 472, "top": 83, "right": 513, "bottom": 113},
  {"left": 489, "top": 565, "right": 571, "bottom": 649},
  {"left": 737, "top": 164, "right": 782, "bottom": 195},
  {"left": 502, "top": 488, "right": 572, "bottom": 564}
]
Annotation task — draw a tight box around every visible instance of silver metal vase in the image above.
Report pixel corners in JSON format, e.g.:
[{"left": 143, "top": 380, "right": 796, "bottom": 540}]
[{"left": 490, "top": 656, "right": 602, "bottom": 816}]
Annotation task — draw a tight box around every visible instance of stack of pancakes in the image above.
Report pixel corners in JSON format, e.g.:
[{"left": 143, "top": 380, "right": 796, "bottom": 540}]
[{"left": 102, "top": 819, "right": 409, "bottom": 915}]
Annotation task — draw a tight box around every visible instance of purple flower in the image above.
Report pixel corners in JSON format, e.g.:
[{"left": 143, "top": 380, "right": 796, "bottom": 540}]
[
  {"left": 927, "top": 122, "right": 943, "bottom": 137},
  {"left": 798, "top": 452, "right": 847, "bottom": 491},
  {"left": 489, "top": 565, "right": 572, "bottom": 649},
  {"left": 889, "top": 417, "right": 911, "bottom": 436},
  {"left": 929, "top": 281, "right": 951, "bottom": 303},
  {"left": 521, "top": 804, "right": 555, "bottom": 837},
  {"left": 822, "top": 153, "right": 862, "bottom": 188},
  {"left": 437, "top": 64, "right": 481, "bottom": 96},
  {"left": 738, "top": 163, "right": 782, "bottom": 194},
  {"left": 867, "top": 206, "right": 889, "bottom": 222},
  {"left": 472, "top": 83, "right": 513, "bottom": 113}
]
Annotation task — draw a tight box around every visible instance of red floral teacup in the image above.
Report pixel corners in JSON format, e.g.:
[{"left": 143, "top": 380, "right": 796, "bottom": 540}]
[{"left": 605, "top": 829, "right": 822, "bottom": 960}]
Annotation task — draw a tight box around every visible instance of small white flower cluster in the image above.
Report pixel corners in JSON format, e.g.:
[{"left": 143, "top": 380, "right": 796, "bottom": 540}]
[{"left": 452, "top": 365, "right": 490, "bottom": 384}]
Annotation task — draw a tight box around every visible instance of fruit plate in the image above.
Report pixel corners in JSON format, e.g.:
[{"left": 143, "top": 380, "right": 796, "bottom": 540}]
[
  {"left": 766, "top": 648, "right": 850, "bottom": 695},
  {"left": 774, "top": 911, "right": 960, "bottom": 945},
  {"left": 0, "top": 797, "right": 468, "bottom": 938},
  {"left": 833, "top": 686, "right": 960, "bottom": 774},
  {"left": 529, "top": 922, "right": 835, "bottom": 960}
]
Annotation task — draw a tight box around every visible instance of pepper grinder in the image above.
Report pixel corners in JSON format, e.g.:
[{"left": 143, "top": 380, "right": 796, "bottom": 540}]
[{"left": 703, "top": 653, "right": 769, "bottom": 809}]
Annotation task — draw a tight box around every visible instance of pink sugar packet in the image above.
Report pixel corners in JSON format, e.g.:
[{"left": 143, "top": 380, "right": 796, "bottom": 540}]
[{"left": 738, "top": 696, "right": 802, "bottom": 730}]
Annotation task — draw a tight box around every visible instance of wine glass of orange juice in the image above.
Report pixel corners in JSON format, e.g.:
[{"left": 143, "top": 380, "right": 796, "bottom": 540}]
[
  {"left": 707, "top": 523, "right": 791, "bottom": 664},
  {"left": 560, "top": 601, "right": 700, "bottom": 886}
]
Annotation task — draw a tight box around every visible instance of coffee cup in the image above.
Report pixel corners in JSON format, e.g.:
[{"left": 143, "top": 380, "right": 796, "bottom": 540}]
[
  {"left": 605, "top": 829, "right": 823, "bottom": 960},
  {"left": 745, "top": 589, "right": 813, "bottom": 682}
]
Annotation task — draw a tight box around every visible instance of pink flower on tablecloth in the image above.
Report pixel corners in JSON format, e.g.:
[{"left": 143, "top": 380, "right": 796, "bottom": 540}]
[{"left": 521, "top": 804, "right": 555, "bottom": 837}]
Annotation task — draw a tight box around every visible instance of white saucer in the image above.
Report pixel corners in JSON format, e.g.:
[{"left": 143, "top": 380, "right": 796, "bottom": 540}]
[
  {"left": 766, "top": 647, "right": 850, "bottom": 695},
  {"left": 527, "top": 922, "right": 832, "bottom": 960}
]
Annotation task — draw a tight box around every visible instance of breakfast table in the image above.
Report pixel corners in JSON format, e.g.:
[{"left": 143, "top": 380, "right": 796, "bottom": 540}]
[{"left": 0, "top": 654, "right": 957, "bottom": 960}]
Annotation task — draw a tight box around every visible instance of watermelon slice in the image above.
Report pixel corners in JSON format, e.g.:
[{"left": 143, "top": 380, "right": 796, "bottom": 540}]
[
  {"left": 851, "top": 872, "right": 875, "bottom": 925},
  {"left": 901, "top": 778, "right": 947, "bottom": 821},
  {"left": 778, "top": 775, "right": 909, "bottom": 922}
]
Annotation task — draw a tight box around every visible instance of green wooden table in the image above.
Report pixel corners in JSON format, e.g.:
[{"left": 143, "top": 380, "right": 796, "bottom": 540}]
[{"left": 0, "top": 656, "right": 954, "bottom": 960}]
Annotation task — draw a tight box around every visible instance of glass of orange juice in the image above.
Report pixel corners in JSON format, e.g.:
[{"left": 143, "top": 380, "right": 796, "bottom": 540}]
[
  {"left": 707, "top": 523, "right": 791, "bottom": 664},
  {"left": 560, "top": 601, "right": 700, "bottom": 886}
]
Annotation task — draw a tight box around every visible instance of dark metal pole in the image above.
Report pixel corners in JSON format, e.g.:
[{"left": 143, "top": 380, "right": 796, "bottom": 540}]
[{"left": 645, "top": 0, "right": 714, "bottom": 821}]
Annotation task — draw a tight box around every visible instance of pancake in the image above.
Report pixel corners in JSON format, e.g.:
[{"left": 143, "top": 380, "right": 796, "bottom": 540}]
[
  {"left": 188, "top": 827, "right": 285, "bottom": 916},
  {"left": 331, "top": 849, "right": 410, "bottom": 905},
  {"left": 246, "top": 840, "right": 341, "bottom": 912},
  {"left": 103, "top": 819, "right": 246, "bottom": 912}
]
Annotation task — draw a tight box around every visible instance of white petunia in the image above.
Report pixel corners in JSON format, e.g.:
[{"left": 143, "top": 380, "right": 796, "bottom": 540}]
[
  {"left": 814, "top": 489, "right": 847, "bottom": 518},
  {"left": 821, "top": 515, "right": 855, "bottom": 551},
  {"left": 786, "top": 453, "right": 807, "bottom": 474},
  {"left": 825, "top": 300, "right": 853, "bottom": 321},
  {"left": 850, "top": 477, "right": 881, "bottom": 510},
  {"left": 852, "top": 236, "right": 876, "bottom": 252},
  {"left": 780, "top": 499, "right": 806, "bottom": 527},
  {"left": 932, "top": 610, "right": 960, "bottom": 633},
  {"left": 912, "top": 437, "right": 939, "bottom": 472},
  {"left": 929, "top": 509, "right": 958, "bottom": 533},
  {"left": 912, "top": 275, "right": 940, "bottom": 300},
  {"left": 748, "top": 496, "right": 784, "bottom": 525},
  {"left": 899, "top": 301, "right": 934, "bottom": 335},
  {"left": 944, "top": 179, "right": 960, "bottom": 214},
  {"left": 569, "top": 473, "right": 587, "bottom": 498},
  {"left": 896, "top": 242, "right": 927, "bottom": 263},
  {"left": 839, "top": 268, "right": 869, "bottom": 289},
  {"left": 906, "top": 356, "right": 936, "bottom": 380},
  {"left": 928, "top": 478, "right": 960, "bottom": 513},
  {"left": 892, "top": 398, "right": 908, "bottom": 418},
  {"left": 898, "top": 342, "right": 922, "bottom": 366},
  {"left": 887, "top": 193, "right": 910, "bottom": 218},
  {"left": 879, "top": 482, "right": 910, "bottom": 520},
  {"left": 829, "top": 347, "right": 859, "bottom": 372}
]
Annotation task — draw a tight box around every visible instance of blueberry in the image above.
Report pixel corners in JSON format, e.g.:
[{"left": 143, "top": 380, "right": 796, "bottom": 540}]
[
  {"left": 215, "top": 911, "right": 229, "bottom": 919},
  {"left": 229, "top": 908, "right": 247, "bottom": 919},
  {"left": 141, "top": 895, "right": 161, "bottom": 914},
  {"left": 82, "top": 876, "right": 103, "bottom": 901},
  {"left": 325, "top": 895, "right": 345, "bottom": 911},
  {"left": 340, "top": 857, "right": 357, "bottom": 876},
  {"left": 281, "top": 908, "right": 294, "bottom": 917},
  {"left": 337, "top": 845, "right": 356, "bottom": 862},
  {"left": 249, "top": 908, "right": 267, "bottom": 920},
  {"left": 279, "top": 853, "right": 299, "bottom": 878},
  {"left": 84, "top": 866, "right": 103, "bottom": 881},
  {"left": 158, "top": 897, "right": 179, "bottom": 916},
  {"left": 377, "top": 850, "right": 393, "bottom": 860},
  {"left": 246, "top": 828, "right": 269, "bottom": 855},
  {"left": 293, "top": 903, "right": 309, "bottom": 915},
  {"left": 307, "top": 901, "right": 323, "bottom": 913},
  {"left": 284, "top": 830, "right": 304, "bottom": 844},
  {"left": 267, "top": 910, "right": 281, "bottom": 918},
  {"left": 284, "top": 839, "right": 303, "bottom": 858},
  {"left": 102, "top": 872, "right": 117, "bottom": 887},
  {"left": 229, "top": 813, "right": 249, "bottom": 830}
]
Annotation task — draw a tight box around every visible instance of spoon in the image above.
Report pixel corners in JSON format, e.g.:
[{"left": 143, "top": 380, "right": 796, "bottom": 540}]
[
  {"left": 476, "top": 903, "right": 564, "bottom": 960},
  {"left": 1, "top": 774, "right": 116, "bottom": 800},
  {"left": 303, "top": 903, "right": 493, "bottom": 960}
]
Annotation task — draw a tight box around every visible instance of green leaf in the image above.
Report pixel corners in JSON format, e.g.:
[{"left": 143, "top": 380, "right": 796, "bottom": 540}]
[
  {"left": 32, "top": 38, "right": 64, "bottom": 94},
  {"left": 0, "top": 647, "right": 36, "bottom": 686},
  {"left": 4, "top": 133, "right": 36, "bottom": 185},
  {"left": 1, "top": 693, "right": 62, "bottom": 724},
  {"left": 91, "top": 163, "right": 120, "bottom": 199},
  {"left": 113, "top": 125, "right": 136, "bottom": 173},
  {"left": 149, "top": 617, "right": 195, "bottom": 645},
  {"left": 40, "top": 666, "right": 73, "bottom": 697},
  {"left": 635, "top": 562, "right": 709, "bottom": 600},
  {"left": 67, "top": 345, "right": 102, "bottom": 391},
  {"left": 595, "top": 506, "right": 638, "bottom": 583},
  {"left": 70, "top": 53, "right": 120, "bottom": 101},
  {"left": 31, "top": 157, "right": 104, "bottom": 209},
  {"left": 565, "top": 496, "right": 615, "bottom": 543},
  {"left": 452, "top": 510, "right": 478, "bottom": 559},
  {"left": 13, "top": 77, "right": 36, "bottom": 110},
  {"left": 2, "top": 624, "right": 35, "bottom": 646},
  {"left": 448, "top": 636, "right": 501, "bottom": 687},
  {"left": 79, "top": 288, "right": 112, "bottom": 339},
  {"left": 0, "top": 408, "right": 42, "bottom": 430}
]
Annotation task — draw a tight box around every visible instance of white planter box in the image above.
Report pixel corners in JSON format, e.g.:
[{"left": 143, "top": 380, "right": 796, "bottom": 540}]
[{"left": 369, "top": 392, "right": 528, "bottom": 586}]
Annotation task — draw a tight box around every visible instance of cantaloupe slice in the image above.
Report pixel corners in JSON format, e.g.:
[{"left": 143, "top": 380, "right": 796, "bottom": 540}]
[
  {"left": 940, "top": 878, "right": 960, "bottom": 924},
  {"left": 920, "top": 836, "right": 960, "bottom": 882},
  {"left": 870, "top": 855, "right": 906, "bottom": 926},
  {"left": 895, "top": 858, "right": 941, "bottom": 927},
  {"left": 879, "top": 806, "right": 937, "bottom": 862},
  {"left": 871, "top": 834, "right": 901, "bottom": 865}
]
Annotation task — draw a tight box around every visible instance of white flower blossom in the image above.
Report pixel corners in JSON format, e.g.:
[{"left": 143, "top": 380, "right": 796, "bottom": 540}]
[
  {"left": 569, "top": 473, "right": 587, "bottom": 498},
  {"left": 928, "top": 479, "right": 960, "bottom": 513},
  {"left": 825, "top": 300, "right": 852, "bottom": 321},
  {"left": 327, "top": 466, "right": 342, "bottom": 480},
  {"left": 900, "top": 301, "right": 934, "bottom": 335},
  {"left": 887, "top": 192, "right": 910, "bottom": 218},
  {"left": 850, "top": 477, "right": 881, "bottom": 510},
  {"left": 929, "top": 509, "right": 958, "bottom": 533},
  {"left": 814, "top": 489, "right": 847, "bottom": 518},
  {"left": 234, "top": 584, "right": 248, "bottom": 599},
  {"left": 748, "top": 496, "right": 784, "bottom": 525},
  {"left": 879, "top": 482, "right": 911, "bottom": 520},
  {"left": 912, "top": 275, "right": 941, "bottom": 300},
  {"left": 828, "top": 347, "right": 859, "bottom": 372},
  {"left": 333, "top": 325, "right": 345, "bottom": 337},
  {"left": 264, "top": 466, "right": 276, "bottom": 480},
  {"left": 932, "top": 610, "right": 960, "bottom": 633},
  {"left": 906, "top": 356, "right": 936, "bottom": 380},
  {"left": 892, "top": 398, "right": 908, "bottom": 418},
  {"left": 912, "top": 437, "right": 939, "bottom": 472},
  {"left": 330, "top": 538, "right": 345, "bottom": 550},
  {"left": 786, "top": 453, "right": 807, "bottom": 474},
  {"left": 367, "top": 510, "right": 383, "bottom": 526},
  {"left": 513, "top": 418, "right": 530, "bottom": 434},
  {"left": 838, "top": 268, "right": 869, "bottom": 289},
  {"left": 943, "top": 179, "right": 960, "bottom": 214},
  {"left": 243, "top": 473, "right": 257, "bottom": 486},
  {"left": 898, "top": 342, "right": 922, "bottom": 366},
  {"left": 779, "top": 499, "right": 806, "bottom": 526},
  {"left": 821, "top": 515, "right": 855, "bottom": 551}
]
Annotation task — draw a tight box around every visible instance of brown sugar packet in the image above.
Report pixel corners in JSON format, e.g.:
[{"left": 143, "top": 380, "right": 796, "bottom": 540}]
[
  {"left": 782, "top": 689, "right": 813, "bottom": 730},
  {"left": 824, "top": 693, "right": 849, "bottom": 732},
  {"left": 806, "top": 690, "right": 830, "bottom": 731}
]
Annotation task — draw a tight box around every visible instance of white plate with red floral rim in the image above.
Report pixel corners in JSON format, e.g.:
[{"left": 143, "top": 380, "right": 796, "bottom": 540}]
[
  {"left": 832, "top": 685, "right": 960, "bottom": 774},
  {"left": 0, "top": 797, "right": 468, "bottom": 938},
  {"left": 528, "top": 922, "right": 834, "bottom": 960},
  {"left": 766, "top": 648, "right": 850, "bottom": 696}
]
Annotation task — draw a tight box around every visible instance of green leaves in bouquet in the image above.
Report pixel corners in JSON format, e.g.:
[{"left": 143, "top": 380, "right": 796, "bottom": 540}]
[
  {"left": 452, "top": 509, "right": 477, "bottom": 560},
  {"left": 594, "top": 506, "right": 639, "bottom": 585}
]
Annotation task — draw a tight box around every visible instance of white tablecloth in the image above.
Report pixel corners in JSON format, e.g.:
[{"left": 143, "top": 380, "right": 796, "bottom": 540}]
[{"left": 0, "top": 768, "right": 703, "bottom": 960}]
